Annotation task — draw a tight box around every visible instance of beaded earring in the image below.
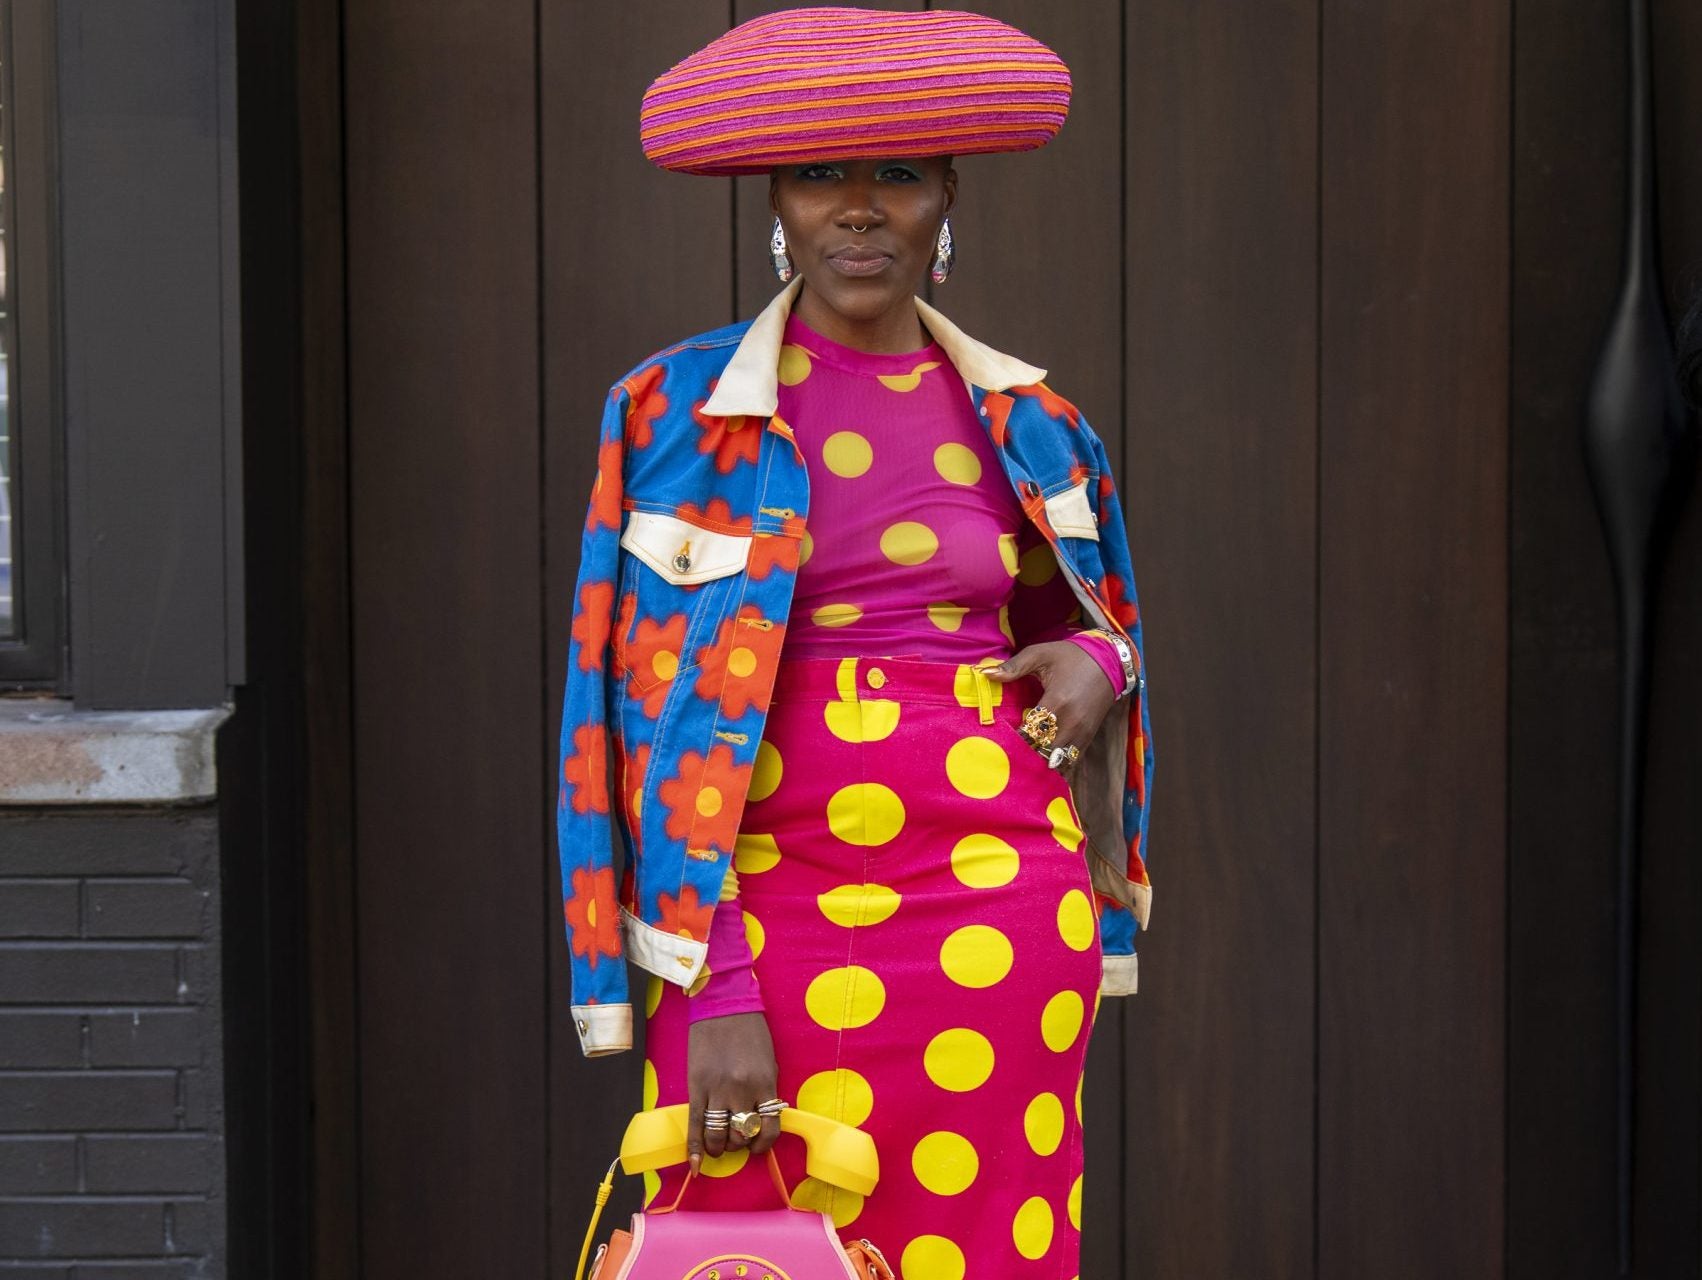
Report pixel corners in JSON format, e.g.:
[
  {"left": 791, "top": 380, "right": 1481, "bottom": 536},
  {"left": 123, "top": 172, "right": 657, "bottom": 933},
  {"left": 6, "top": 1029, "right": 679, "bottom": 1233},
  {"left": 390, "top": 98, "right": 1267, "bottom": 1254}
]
[
  {"left": 770, "top": 216, "right": 795, "bottom": 283},
  {"left": 930, "top": 218, "right": 956, "bottom": 284}
]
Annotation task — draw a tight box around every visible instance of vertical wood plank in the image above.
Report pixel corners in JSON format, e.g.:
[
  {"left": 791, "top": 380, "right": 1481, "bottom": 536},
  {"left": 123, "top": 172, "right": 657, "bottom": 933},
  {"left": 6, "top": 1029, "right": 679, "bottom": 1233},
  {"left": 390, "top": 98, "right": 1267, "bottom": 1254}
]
[
  {"left": 539, "top": 5, "right": 735, "bottom": 1268},
  {"left": 1318, "top": 2, "right": 1509, "bottom": 1275},
  {"left": 942, "top": 6, "right": 1125, "bottom": 1269},
  {"left": 344, "top": 5, "right": 547, "bottom": 1274},
  {"left": 1123, "top": 2, "right": 1320, "bottom": 1275},
  {"left": 1506, "top": 3, "right": 1623, "bottom": 1275}
]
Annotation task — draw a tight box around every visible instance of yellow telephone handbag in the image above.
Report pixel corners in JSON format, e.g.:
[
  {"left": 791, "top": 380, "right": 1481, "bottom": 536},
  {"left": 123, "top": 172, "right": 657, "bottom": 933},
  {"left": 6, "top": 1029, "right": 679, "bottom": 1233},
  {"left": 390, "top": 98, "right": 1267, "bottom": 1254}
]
[{"left": 574, "top": 1104, "right": 893, "bottom": 1280}]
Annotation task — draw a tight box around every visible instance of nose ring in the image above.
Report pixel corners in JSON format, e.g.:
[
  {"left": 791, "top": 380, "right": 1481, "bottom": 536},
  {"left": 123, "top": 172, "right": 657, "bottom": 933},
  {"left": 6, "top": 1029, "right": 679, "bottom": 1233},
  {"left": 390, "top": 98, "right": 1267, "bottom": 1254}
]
[{"left": 850, "top": 223, "right": 868, "bottom": 233}]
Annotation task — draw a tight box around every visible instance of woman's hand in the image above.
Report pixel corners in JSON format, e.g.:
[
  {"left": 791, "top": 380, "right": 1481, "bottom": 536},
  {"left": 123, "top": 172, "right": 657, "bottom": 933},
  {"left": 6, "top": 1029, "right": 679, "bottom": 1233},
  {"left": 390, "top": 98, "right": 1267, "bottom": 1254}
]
[
  {"left": 984, "top": 640, "right": 1117, "bottom": 775},
  {"left": 686, "top": 1010, "right": 780, "bottom": 1173}
]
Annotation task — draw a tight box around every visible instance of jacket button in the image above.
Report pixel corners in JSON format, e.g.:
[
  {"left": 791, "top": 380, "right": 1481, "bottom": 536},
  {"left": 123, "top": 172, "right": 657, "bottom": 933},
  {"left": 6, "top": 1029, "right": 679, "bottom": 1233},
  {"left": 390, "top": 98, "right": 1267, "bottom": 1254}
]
[{"left": 672, "top": 552, "right": 692, "bottom": 572}]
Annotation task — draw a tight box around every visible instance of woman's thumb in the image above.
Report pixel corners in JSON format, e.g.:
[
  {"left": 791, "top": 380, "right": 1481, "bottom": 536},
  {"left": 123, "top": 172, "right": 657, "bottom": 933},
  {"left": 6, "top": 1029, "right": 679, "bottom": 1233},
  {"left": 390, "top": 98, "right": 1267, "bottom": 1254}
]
[{"left": 983, "top": 648, "right": 1037, "bottom": 681}]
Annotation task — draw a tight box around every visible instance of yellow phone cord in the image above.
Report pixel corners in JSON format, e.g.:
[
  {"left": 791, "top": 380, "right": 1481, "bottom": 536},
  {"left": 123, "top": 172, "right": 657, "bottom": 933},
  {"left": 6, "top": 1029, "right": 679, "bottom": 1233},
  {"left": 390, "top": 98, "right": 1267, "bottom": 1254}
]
[{"left": 574, "top": 1159, "right": 621, "bottom": 1280}]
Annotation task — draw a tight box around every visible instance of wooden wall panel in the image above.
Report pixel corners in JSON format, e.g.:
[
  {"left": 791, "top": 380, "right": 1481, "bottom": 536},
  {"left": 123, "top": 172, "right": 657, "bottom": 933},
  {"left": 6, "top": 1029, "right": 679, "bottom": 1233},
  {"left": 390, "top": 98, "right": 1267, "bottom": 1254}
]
[
  {"left": 539, "top": 4, "right": 736, "bottom": 1268},
  {"left": 1122, "top": 3, "right": 1319, "bottom": 1275},
  {"left": 1318, "top": 1, "right": 1509, "bottom": 1276},
  {"left": 345, "top": 5, "right": 547, "bottom": 1275}
]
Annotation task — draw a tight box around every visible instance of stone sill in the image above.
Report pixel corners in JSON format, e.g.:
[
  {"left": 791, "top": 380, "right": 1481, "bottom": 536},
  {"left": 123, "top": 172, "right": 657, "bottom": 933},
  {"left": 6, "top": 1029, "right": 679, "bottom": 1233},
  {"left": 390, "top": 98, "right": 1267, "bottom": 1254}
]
[{"left": 0, "top": 696, "right": 234, "bottom": 804}]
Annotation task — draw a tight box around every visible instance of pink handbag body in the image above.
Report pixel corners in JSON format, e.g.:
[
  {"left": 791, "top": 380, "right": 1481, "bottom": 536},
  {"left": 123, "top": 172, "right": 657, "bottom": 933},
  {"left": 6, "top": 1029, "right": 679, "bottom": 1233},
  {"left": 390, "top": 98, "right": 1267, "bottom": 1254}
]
[{"left": 603, "top": 1206, "right": 862, "bottom": 1280}]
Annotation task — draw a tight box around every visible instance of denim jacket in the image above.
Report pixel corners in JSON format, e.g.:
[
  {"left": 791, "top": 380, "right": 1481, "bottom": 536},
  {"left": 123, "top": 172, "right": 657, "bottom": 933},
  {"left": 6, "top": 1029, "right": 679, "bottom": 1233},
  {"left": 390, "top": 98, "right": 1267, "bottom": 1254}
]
[{"left": 558, "top": 278, "right": 1154, "bottom": 1056}]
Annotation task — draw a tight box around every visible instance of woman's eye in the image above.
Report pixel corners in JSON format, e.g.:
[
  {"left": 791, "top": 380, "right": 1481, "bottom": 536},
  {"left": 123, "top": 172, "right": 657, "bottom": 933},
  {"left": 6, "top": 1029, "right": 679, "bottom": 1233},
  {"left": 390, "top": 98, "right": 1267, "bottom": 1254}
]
[
  {"left": 796, "top": 164, "right": 839, "bottom": 180},
  {"left": 879, "top": 166, "right": 921, "bottom": 182}
]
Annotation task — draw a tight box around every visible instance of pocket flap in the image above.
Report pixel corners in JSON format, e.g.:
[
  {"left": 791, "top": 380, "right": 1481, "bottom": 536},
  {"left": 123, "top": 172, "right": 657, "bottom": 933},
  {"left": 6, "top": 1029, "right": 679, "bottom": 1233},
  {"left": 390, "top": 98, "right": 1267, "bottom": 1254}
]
[
  {"left": 620, "top": 510, "right": 752, "bottom": 584},
  {"left": 1043, "top": 477, "right": 1100, "bottom": 540}
]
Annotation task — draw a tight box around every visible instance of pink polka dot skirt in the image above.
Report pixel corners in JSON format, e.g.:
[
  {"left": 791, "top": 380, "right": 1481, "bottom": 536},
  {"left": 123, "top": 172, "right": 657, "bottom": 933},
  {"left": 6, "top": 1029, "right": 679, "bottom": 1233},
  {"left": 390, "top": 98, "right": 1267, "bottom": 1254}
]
[{"left": 645, "top": 654, "right": 1102, "bottom": 1279}]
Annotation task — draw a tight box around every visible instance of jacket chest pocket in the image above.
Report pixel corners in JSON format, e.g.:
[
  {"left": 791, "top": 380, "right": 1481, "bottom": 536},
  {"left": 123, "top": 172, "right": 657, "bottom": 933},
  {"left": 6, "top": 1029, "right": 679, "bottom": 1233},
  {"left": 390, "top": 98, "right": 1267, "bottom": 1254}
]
[{"left": 615, "top": 510, "right": 752, "bottom": 692}]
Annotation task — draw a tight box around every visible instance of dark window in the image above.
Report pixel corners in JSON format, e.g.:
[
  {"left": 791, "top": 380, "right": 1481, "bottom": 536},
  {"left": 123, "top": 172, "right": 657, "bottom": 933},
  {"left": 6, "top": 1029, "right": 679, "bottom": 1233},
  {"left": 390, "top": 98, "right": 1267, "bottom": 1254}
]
[{"left": 0, "top": 1, "right": 63, "bottom": 687}]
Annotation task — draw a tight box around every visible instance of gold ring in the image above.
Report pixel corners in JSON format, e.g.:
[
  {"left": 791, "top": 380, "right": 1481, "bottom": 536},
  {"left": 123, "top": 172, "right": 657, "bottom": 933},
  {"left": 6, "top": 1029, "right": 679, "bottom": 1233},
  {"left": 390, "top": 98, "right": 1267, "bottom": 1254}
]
[
  {"left": 728, "top": 1110, "right": 764, "bottom": 1140},
  {"left": 1019, "top": 705, "right": 1059, "bottom": 749}
]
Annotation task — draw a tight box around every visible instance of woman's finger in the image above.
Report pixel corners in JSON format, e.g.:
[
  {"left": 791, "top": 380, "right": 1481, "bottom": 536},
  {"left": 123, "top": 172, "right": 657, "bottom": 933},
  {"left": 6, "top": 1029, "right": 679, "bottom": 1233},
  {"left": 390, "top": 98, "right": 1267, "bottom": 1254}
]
[
  {"left": 686, "top": 1094, "right": 707, "bottom": 1173},
  {"left": 702, "top": 1096, "right": 730, "bottom": 1160}
]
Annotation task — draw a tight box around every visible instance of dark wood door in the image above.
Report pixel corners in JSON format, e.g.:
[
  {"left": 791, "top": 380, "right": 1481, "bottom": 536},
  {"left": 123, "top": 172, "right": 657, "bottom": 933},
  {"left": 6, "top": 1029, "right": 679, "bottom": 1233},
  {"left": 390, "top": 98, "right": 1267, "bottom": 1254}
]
[{"left": 300, "top": 3, "right": 1702, "bottom": 1277}]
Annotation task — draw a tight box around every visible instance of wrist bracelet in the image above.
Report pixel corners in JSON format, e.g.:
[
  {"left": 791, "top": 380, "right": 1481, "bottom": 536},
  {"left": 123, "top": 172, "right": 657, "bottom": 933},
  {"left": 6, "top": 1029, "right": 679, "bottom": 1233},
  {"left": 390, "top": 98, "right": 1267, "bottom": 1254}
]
[{"left": 1080, "top": 627, "right": 1140, "bottom": 698}]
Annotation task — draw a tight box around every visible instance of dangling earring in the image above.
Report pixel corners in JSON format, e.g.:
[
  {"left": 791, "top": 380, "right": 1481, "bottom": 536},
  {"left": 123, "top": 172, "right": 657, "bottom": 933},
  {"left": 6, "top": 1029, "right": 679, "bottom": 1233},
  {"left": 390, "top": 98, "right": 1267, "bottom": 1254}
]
[
  {"left": 770, "top": 216, "right": 795, "bottom": 283},
  {"left": 930, "top": 217, "right": 955, "bottom": 284}
]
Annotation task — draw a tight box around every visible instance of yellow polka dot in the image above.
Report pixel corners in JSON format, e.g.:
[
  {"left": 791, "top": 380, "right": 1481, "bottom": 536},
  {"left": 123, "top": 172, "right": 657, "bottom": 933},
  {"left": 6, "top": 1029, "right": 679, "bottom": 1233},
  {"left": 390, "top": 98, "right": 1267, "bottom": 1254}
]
[
  {"left": 804, "top": 965, "right": 887, "bottom": 1030},
  {"left": 645, "top": 975, "right": 663, "bottom": 1016},
  {"left": 933, "top": 441, "right": 982, "bottom": 485},
  {"left": 1024, "top": 1092, "right": 1064, "bottom": 1156},
  {"left": 695, "top": 786, "right": 722, "bottom": 818},
  {"left": 700, "top": 1147, "right": 748, "bottom": 1178},
  {"left": 734, "top": 831, "right": 781, "bottom": 874},
  {"left": 944, "top": 735, "right": 1010, "bottom": 799},
  {"left": 1068, "top": 1174, "right": 1083, "bottom": 1230},
  {"left": 812, "top": 602, "right": 863, "bottom": 628},
  {"left": 1075, "top": 1073, "right": 1083, "bottom": 1123},
  {"left": 791, "top": 1177, "right": 865, "bottom": 1228},
  {"left": 923, "top": 1028, "right": 995, "bottom": 1093},
  {"left": 911, "top": 1131, "right": 979, "bottom": 1196},
  {"left": 998, "top": 603, "right": 1015, "bottom": 644},
  {"left": 939, "top": 924, "right": 1014, "bottom": 989},
  {"left": 900, "top": 1235, "right": 965, "bottom": 1280},
  {"left": 796, "top": 1067, "right": 875, "bottom": 1127},
  {"left": 1057, "top": 890, "right": 1096, "bottom": 951},
  {"left": 727, "top": 645, "right": 757, "bottom": 678},
  {"left": 950, "top": 832, "right": 1020, "bottom": 888},
  {"left": 825, "top": 782, "right": 905, "bottom": 846},
  {"left": 822, "top": 430, "right": 873, "bottom": 477},
  {"left": 824, "top": 697, "right": 900, "bottom": 743},
  {"left": 642, "top": 1168, "right": 660, "bottom": 1206},
  {"left": 818, "top": 883, "right": 902, "bottom": 927},
  {"left": 799, "top": 530, "right": 814, "bottom": 565},
  {"left": 998, "top": 531, "right": 1020, "bottom": 576},
  {"left": 1047, "top": 795, "right": 1085, "bottom": 852},
  {"left": 1013, "top": 1196, "right": 1055, "bottom": 1259},
  {"left": 747, "top": 740, "right": 783, "bottom": 803},
  {"left": 880, "top": 521, "right": 939, "bottom": 566},
  {"left": 686, "top": 964, "right": 713, "bottom": 996},
  {"left": 651, "top": 650, "right": 679, "bottom": 682},
  {"left": 1018, "top": 542, "right": 1059, "bottom": 585},
  {"left": 928, "top": 602, "right": 968, "bottom": 632},
  {"left": 742, "top": 908, "right": 765, "bottom": 960},
  {"left": 876, "top": 360, "right": 941, "bottom": 392},
  {"left": 642, "top": 1059, "right": 659, "bottom": 1111},
  {"left": 1042, "top": 990, "right": 1086, "bottom": 1052},
  {"left": 777, "top": 343, "right": 813, "bottom": 385}
]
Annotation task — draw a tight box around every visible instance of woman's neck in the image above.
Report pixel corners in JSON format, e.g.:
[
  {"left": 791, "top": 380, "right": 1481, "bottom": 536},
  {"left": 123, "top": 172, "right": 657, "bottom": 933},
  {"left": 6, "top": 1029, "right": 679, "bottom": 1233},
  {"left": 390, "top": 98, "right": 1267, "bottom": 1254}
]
[{"left": 791, "top": 281, "right": 928, "bottom": 354}]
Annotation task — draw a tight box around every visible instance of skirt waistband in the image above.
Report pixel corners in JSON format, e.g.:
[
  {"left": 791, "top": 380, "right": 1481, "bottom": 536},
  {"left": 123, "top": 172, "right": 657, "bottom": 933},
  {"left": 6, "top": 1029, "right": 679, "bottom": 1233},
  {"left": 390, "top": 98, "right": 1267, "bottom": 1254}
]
[{"left": 769, "top": 653, "right": 1045, "bottom": 715}]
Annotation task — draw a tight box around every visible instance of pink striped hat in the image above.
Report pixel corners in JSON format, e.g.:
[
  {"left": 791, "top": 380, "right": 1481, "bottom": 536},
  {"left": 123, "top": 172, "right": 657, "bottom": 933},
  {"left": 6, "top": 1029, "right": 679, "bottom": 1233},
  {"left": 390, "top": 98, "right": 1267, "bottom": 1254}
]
[{"left": 640, "top": 7, "right": 1072, "bottom": 176}]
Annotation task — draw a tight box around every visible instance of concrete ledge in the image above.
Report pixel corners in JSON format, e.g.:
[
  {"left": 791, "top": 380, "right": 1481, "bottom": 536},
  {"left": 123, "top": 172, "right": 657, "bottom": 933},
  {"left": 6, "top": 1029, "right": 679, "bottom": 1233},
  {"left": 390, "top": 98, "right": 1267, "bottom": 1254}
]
[{"left": 0, "top": 699, "right": 233, "bottom": 804}]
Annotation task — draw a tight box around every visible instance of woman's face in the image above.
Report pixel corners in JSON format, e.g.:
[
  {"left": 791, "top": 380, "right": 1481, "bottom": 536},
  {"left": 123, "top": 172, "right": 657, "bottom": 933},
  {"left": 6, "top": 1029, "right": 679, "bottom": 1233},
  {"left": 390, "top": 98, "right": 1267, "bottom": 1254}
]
[{"left": 770, "top": 156, "right": 957, "bottom": 329}]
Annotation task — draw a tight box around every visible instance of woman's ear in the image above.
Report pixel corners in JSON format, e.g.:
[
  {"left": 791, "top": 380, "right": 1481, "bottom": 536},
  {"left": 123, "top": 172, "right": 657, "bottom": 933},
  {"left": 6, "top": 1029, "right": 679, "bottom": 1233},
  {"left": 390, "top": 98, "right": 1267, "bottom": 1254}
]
[
  {"left": 769, "top": 170, "right": 781, "bottom": 217},
  {"left": 942, "top": 166, "right": 959, "bottom": 217}
]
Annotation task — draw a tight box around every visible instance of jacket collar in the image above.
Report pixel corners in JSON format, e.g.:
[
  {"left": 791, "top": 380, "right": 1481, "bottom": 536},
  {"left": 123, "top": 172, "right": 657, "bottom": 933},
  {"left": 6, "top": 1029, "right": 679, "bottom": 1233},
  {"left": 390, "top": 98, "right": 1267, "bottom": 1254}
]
[{"left": 699, "top": 276, "right": 1048, "bottom": 418}]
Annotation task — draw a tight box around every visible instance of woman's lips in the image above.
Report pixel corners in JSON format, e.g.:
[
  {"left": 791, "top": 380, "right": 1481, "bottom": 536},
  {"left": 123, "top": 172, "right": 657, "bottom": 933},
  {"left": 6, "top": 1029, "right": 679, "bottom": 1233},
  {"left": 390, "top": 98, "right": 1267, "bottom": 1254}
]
[{"left": 827, "top": 249, "right": 893, "bottom": 276}]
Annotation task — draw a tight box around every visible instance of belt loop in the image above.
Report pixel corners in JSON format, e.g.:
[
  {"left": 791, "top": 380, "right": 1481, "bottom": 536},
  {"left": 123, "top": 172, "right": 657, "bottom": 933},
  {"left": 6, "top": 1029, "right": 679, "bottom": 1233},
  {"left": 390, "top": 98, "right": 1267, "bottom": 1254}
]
[
  {"left": 835, "top": 656, "right": 861, "bottom": 704},
  {"left": 974, "top": 664, "right": 995, "bottom": 725}
]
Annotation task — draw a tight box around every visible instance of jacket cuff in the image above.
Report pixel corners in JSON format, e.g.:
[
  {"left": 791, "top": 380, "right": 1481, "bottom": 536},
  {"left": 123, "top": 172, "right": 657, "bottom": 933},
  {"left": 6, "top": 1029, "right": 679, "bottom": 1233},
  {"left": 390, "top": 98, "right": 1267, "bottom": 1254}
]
[
  {"left": 572, "top": 1003, "right": 633, "bottom": 1057},
  {"left": 1100, "top": 953, "right": 1139, "bottom": 997}
]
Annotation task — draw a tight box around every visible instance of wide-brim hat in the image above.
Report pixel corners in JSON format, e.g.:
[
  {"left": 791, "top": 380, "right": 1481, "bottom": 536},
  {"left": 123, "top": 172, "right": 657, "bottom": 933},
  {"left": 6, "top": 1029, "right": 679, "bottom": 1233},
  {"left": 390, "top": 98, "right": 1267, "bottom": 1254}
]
[{"left": 640, "top": 6, "right": 1072, "bottom": 177}]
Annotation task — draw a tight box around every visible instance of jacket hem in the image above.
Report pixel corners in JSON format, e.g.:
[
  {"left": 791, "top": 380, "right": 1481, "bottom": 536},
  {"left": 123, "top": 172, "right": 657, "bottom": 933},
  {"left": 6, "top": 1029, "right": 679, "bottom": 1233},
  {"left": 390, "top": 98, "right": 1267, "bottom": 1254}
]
[
  {"left": 621, "top": 905, "right": 710, "bottom": 988},
  {"left": 1100, "top": 953, "right": 1139, "bottom": 997}
]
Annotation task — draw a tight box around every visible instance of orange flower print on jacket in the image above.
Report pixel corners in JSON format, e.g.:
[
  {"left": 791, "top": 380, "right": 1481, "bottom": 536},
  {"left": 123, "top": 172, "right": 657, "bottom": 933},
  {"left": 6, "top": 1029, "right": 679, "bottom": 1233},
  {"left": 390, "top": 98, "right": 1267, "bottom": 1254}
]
[
  {"left": 624, "top": 364, "right": 668, "bottom": 451},
  {"left": 747, "top": 515, "right": 805, "bottom": 579},
  {"left": 1013, "top": 380, "right": 1082, "bottom": 429},
  {"left": 561, "top": 723, "right": 610, "bottom": 816},
  {"left": 570, "top": 580, "right": 614, "bottom": 672},
  {"left": 674, "top": 497, "right": 751, "bottom": 536},
  {"left": 692, "top": 389, "right": 764, "bottom": 473},
  {"left": 694, "top": 606, "right": 786, "bottom": 718},
  {"left": 616, "top": 741, "right": 651, "bottom": 835},
  {"left": 586, "top": 435, "right": 624, "bottom": 533},
  {"left": 564, "top": 866, "right": 621, "bottom": 968},
  {"left": 656, "top": 884, "right": 715, "bottom": 943},
  {"left": 657, "top": 743, "right": 746, "bottom": 853},
  {"left": 623, "top": 610, "right": 690, "bottom": 716}
]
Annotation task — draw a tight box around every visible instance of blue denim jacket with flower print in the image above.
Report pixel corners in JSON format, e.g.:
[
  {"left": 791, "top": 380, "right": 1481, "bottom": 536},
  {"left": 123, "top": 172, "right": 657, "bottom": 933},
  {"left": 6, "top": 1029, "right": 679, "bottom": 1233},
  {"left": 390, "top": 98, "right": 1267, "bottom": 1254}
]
[{"left": 558, "top": 278, "right": 1153, "bottom": 1056}]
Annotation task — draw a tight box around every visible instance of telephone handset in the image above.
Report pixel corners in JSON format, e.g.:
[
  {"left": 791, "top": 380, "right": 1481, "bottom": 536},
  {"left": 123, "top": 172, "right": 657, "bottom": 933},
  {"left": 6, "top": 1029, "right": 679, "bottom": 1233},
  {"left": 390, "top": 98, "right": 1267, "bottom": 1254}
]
[{"left": 618, "top": 1103, "right": 880, "bottom": 1195}]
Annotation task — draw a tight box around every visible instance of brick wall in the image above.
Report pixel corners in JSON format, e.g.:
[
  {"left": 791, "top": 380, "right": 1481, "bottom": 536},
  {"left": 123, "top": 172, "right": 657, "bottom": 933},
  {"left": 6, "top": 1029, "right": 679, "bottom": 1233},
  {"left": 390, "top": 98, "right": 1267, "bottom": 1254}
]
[{"left": 0, "top": 810, "right": 224, "bottom": 1277}]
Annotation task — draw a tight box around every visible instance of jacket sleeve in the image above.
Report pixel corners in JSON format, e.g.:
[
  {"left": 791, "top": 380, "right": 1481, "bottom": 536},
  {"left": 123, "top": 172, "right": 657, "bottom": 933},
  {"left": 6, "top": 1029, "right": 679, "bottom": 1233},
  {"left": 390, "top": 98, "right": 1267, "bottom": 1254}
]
[
  {"left": 1081, "top": 421, "right": 1154, "bottom": 995},
  {"left": 558, "top": 382, "right": 634, "bottom": 1056}
]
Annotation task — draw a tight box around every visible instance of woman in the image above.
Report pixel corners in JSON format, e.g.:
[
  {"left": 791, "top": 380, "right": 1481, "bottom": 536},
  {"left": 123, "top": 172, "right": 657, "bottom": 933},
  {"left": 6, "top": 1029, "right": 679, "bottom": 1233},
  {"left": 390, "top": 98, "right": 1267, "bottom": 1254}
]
[{"left": 557, "top": 10, "right": 1154, "bottom": 1277}]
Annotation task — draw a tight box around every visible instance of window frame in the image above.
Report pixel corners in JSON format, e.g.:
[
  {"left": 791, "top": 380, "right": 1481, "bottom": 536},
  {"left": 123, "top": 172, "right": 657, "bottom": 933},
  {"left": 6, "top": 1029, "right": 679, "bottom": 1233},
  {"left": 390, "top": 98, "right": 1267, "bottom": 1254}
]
[{"left": 0, "top": 0, "right": 65, "bottom": 689}]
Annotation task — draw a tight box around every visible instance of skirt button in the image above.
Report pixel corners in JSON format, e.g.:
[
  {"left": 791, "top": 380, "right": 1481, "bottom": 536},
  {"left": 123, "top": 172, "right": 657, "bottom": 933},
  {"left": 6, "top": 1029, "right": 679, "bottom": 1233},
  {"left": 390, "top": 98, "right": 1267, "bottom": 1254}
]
[{"left": 867, "top": 667, "right": 887, "bottom": 689}]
